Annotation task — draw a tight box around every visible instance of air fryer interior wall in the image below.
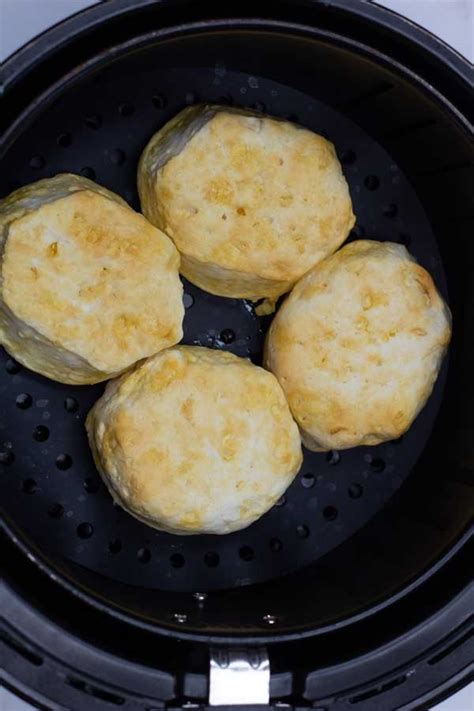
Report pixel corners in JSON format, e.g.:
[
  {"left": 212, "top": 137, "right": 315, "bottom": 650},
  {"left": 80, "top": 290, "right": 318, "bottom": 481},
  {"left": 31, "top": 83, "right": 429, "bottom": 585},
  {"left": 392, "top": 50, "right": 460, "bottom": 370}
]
[{"left": 0, "top": 1, "right": 472, "bottom": 641}]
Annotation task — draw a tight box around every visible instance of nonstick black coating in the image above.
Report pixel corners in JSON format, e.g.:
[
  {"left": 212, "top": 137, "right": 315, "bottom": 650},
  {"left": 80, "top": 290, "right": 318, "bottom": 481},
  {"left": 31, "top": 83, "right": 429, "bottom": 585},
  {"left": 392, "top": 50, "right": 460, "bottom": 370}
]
[{"left": 0, "top": 58, "right": 448, "bottom": 593}]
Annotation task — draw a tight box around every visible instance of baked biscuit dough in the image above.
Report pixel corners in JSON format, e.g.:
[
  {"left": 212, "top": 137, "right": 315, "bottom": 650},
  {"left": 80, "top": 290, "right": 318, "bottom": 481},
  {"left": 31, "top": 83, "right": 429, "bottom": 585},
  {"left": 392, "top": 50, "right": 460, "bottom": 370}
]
[
  {"left": 0, "top": 174, "right": 183, "bottom": 384},
  {"left": 265, "top": 240, "right": 451, "bottom": 451},
  {"left": 86, "top": 346, "right": 303, "bottom": 534},
  {"left": 138, "top": 105, "right": 355, "bottom": 312}
]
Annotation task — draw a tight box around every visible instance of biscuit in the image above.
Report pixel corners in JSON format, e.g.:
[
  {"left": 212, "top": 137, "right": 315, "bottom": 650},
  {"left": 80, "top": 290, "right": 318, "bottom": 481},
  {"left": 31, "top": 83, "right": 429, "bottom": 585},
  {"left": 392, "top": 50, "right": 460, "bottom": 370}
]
[
  {"left": 86, "top": 346, "right": 303, "bottom": 534},
  {"left": 138, "top": 106, "right": 355, "bottom": 313},
  {"left": 265, "top": 240, "right": 451, "bottom": 450},
  {"left": 0, "top": 174, "right": 183, "bottom": 384}
]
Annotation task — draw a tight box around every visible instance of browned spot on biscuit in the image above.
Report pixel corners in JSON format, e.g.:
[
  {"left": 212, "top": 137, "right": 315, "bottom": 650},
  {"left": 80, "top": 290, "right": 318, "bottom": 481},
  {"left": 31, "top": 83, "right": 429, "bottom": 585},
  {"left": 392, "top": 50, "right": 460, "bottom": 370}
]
[
  {"left": 178, "top": 511, "right": 203, "bottom": 529},
  {"left": 368, "top": 354, "right": 383, "bottom": 366},
  {"left": 329, "top": 427, "right": 348, "bottom": 435},
  {"left": 362, "top": 293, "right": 372, "bottom": 310},
  {"left": 181, "top": 397, "right": 194, "bottom": 422},
  {"left": 356, "top": 315, "right": 369, "bottom": 332},
  {"left": 221, "top": 433, "right": 238, "bottom": 461},
  {"left": 204, "top": 178, "right": 234, "bottom": 204}
]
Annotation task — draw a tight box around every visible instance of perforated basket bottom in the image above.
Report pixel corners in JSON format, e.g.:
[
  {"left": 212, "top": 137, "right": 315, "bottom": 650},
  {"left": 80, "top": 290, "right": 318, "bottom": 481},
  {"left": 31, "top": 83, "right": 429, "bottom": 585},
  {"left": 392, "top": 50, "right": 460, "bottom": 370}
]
[{"left": 0, "top": 65, "right": 447, "bottom": 592}]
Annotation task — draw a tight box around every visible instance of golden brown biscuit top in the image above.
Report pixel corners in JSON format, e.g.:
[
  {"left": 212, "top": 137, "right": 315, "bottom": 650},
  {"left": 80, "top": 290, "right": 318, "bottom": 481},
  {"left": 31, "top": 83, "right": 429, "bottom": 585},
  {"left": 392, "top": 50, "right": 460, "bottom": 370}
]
[
  {"left": 88, "top": 347, "right": 302, "bottom": 534},
  {"left": 2, "top": 186, "right": 183, "bottom": 372},
  {"left": 265, "top": 240, "right": 451, "bottom": 450},
  {"left": 153, "top": 109, "right": 355, "bottom": 281}
]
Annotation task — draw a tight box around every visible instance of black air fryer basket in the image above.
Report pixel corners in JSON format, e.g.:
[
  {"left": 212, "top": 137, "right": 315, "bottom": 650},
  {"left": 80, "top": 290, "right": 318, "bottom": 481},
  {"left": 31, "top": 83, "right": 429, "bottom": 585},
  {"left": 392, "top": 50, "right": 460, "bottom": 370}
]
[{"left": 0, "top": 1, "right": 473, "bottom": 709}]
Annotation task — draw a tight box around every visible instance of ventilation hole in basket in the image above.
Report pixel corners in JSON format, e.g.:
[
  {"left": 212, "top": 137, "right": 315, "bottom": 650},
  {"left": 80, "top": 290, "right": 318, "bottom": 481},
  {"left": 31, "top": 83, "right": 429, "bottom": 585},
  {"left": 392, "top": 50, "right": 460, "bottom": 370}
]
[
  {"left": 29, "top": 155, "right": 45, "bottom": 169},
  {"left": 118, "top": 102, "right": 135, "bottom": 116},
  {"left": 48, "top": 502, "right": 64, "bottom": 519},
  {"left": 275, "top": 494, "right": 287, "bottom": 507},
  {"left": 326, "top": 450, "right": 341, "bottom": 465},
  {"left": 84, "top": 477, "right": 100, "bottom": 493},
  {"left": 239, "top": 546, "right": 254, "bottom": 561},
  {"left": 220, "top": 328, "right": 235, "bottom": 344},
  {"left": 340, "top": 149, "right": 357, "bottom": 165},
  {"left": 57, "top": 132, "right": 72, "bottom": 148},
  {"left": 270, "top": 537, "right": 283, "bottom": 552},
  {"left": 152, "top": 94, "right": 167, "bottom": 109},
  {"left": 301, "top": 472, "right": 315, "bottom": 488},
  {"left": 80, "top": 166, "right": 96, "bottom": 180},
  {"left": 296, "top": 524, "right": 310, "bottom": 539},
  {"left": 364, "top": 175, "right": 380, "bottom": 190},
  {"left": 110, "top": 149, "right": 125, "bottom": 165},
  {"left": 323, "top": 505, "right": 338, "bottom": 521},
  {"left": 170, "top": 553, "right": 185, "bottom": 568},
  {"left": 85, "top": 114, "right": 102, "bottom": 129},
  {"left": 33, "top": 425, "right": 49, "bottom": 442},
  {"left": 5, "top": 358, "right": 21, "bottom": 374},
  {"left": 371, "top": 457, "right": 386, "bottom": 473},
  {"left": 77, "top": 522, "right": 93, "bottom": 539},
  {"left": 384, "top": 203, "right": 398, "bottom": 218},
  {"left": 204, "top": 551, "right": 219, "bottom": 567},
  {"left": 251, "top": 101, "right": 266, "bottom": 113},
  {"left": 398, "top": 233, "right": 411, "bottom": 247},
  {"left": 16, "top": 393, "right": 32, "bottom": 409},
  {"left": 183, "top": 293, "right": 194, "bottom": 309},
  {"left": 108, "top": 539, "right": 122, "bottom": 554},
  {"left": 348, "top": 483, "right": 363, "bottom": 499},
  {"left": 56, "top": 453, "right": 72, "bottom": 470},
  {"left": 263, "top": 614, "right": 277, "bottom": 625},
  {"left": 64, "top": 396, "right": 79, "bottom": 413},
  {"left": 22, "top": 478, "right": 38, "bottom": 494},
  {"left": 137, "top": 547, "right": 151, "bottom": 563}
]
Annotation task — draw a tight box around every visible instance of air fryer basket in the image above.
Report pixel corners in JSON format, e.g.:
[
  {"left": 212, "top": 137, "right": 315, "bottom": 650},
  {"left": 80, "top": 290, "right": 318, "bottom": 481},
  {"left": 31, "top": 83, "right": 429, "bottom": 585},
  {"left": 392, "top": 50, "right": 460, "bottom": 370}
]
[{"left": 0, "top": 0, "right": 472, "bottom": 703}]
